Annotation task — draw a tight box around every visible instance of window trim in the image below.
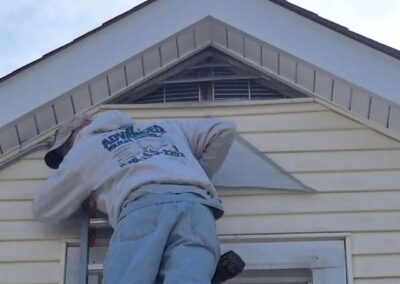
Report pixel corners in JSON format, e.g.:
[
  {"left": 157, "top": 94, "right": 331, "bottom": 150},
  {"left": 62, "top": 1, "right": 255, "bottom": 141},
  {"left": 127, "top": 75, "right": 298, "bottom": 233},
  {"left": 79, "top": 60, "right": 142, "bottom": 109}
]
[
  {"left": 219, "top": 233, "right": 353, "bottom": 284},
  {"left": 61, "top": 233, "right": 353, "bottom": 284}
]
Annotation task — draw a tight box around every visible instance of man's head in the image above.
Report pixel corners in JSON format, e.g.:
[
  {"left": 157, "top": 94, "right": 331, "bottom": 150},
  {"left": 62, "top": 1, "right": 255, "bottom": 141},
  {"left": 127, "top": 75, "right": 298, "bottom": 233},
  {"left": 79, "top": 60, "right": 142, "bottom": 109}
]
[{"left": 44, "top": 114, "right": 92, "bottom": 169}]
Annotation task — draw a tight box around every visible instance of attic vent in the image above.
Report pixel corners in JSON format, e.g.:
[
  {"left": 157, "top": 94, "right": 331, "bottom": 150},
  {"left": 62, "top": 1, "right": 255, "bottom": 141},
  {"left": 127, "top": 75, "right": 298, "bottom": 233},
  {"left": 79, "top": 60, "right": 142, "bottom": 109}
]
[
  {"left": 135, "top": 83, "right": 200, "bottom": 103},
  {"left": 123, "top": 53, "right": 305, "bottom": 104},
  {"left": 213, "top": 79, "right": 286, "bottom": 100},
  {"left": 214, "top": 80, "right": 249, "bottom": 100},
  {"left": 135, "top": 78, "right": 290, "bottom": 104},
  {"left": 213, "top": 66, "right": 235, "bottom": 76}
]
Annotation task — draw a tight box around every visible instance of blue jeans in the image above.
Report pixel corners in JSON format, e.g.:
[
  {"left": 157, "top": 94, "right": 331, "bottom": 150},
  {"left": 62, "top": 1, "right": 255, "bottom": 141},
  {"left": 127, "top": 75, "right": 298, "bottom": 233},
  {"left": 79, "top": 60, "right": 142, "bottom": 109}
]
[{"left": 102, "top": 196, "right": 220, "bottom": 284}]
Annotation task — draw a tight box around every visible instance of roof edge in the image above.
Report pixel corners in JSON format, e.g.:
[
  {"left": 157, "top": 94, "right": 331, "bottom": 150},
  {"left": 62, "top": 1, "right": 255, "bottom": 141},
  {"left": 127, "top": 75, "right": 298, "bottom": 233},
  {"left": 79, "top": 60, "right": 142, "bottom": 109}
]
[
  {"left": 270, "top": 0, "right": 400, "bottom": 60},
  {"left": 1, "top": 0, "right": 400, "bottom": 85}
]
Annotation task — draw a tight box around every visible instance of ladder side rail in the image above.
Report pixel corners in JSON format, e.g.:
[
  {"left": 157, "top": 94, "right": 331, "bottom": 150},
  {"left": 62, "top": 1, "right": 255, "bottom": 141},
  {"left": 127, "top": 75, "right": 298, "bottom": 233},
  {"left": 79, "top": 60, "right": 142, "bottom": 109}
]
[{"left": 79, "top": 201, "right": 90, "bottom": 284}]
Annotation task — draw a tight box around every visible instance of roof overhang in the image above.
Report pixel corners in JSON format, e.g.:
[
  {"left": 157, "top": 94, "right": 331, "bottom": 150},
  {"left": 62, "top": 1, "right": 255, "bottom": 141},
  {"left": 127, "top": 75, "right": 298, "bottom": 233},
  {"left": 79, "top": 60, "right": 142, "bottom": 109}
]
[
  {"left": 1, "top": 0, "right": 400, "bottom": 127},
  {"left": 1, "top": 16, "right": 400, "bottom": 163}
]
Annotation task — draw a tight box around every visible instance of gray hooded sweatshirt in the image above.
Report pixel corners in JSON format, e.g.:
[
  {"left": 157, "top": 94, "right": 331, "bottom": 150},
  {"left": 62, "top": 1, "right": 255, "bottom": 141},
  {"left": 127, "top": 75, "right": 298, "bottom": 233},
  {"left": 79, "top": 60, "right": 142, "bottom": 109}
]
[{"left": 32, "top": 110, "right": 236, "bottom": 228}]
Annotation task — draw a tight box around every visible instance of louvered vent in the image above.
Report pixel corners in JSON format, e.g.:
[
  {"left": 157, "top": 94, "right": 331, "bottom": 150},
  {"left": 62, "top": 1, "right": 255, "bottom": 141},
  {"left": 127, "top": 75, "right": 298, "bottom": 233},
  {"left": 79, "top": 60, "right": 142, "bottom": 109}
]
[
  {"left": 251, "top": 81, "right": 277, "bottom": 99},
  {"left": 135, "top": 88, "right": 164, "bottom": 103},
  {"left": 121, "top": 53, "right": 306, "bottom": 104},
  {"left": 213, "top": 79, "right": 286, "bottom": 101},
  {"left": 213, "top": 66, "right": 235, "bottom": 76},
  {"left": 213, "top": 80, "right": 249, "bottom": 100},
  {"left": 137, "top": 78, "right": 288, "bottom": 103},
  {"left": 135, "top": 83, "right": 200, "bottom": 103}
]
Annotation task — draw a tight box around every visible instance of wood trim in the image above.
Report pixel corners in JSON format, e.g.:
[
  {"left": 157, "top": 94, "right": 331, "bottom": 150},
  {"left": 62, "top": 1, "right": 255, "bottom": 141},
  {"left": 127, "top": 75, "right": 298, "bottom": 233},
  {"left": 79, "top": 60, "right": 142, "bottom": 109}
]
[
  {"left": 346, "top": 236, "right": 355, "bottom": 284},
  {"left": 60, "top": 241, "right": 68, "bottom": 284},
  {"left": 315, "top": 98, "right": 400, "bottom": 142},
  {"left": 219, "top": 232, "right": 350, "bottom": 243},
  {"left": 103, "top": 97, "right": 314, "bottom": 110}
]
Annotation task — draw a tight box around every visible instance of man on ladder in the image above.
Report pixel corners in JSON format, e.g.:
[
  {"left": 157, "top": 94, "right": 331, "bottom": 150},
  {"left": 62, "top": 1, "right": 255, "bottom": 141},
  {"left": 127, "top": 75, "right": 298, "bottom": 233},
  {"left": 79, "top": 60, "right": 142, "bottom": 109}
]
[{"left": 32, "top": 110, "right": 237, "bottom": 283}]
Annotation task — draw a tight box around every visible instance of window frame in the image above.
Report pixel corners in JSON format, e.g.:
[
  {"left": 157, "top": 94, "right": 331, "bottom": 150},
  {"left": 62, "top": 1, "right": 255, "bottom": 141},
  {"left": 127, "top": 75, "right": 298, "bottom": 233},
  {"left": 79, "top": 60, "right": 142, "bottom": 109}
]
[
  {"left": 219, "top": 233, "right": 353, "bottom": 284},
  {"left": 61, "top": 233, "right": 353, "bottom": 284}
]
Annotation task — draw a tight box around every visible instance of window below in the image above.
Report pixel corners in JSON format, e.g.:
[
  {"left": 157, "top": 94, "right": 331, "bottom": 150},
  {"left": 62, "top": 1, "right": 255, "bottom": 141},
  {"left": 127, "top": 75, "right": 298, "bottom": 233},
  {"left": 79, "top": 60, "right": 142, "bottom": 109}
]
[
  {"left": 227, "top": 268, "right": 312, "bottom": 284},
  {"left": 221, "top": 239, "right": 348, "bottom": 284},
  {"left": 63, "top": 238, "right": 348, "bottom": 284}
]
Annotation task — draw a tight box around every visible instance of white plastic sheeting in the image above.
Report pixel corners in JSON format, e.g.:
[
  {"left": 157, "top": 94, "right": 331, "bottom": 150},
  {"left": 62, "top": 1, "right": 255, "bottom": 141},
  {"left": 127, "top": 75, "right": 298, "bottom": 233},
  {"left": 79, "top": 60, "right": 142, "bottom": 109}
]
[{"left": 212, "top": 136, "right": 312, "bottom": 191}]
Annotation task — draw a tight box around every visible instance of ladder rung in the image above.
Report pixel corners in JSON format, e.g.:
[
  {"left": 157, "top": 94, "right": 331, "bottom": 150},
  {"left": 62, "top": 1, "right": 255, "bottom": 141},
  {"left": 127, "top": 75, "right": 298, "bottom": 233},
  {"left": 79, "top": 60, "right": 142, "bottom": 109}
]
[
  {"left": 89, "top": 218, "right": 111, "bottom": 229},
  {"left": 88, "top": 263, "right": 104, "bottom": 274}
]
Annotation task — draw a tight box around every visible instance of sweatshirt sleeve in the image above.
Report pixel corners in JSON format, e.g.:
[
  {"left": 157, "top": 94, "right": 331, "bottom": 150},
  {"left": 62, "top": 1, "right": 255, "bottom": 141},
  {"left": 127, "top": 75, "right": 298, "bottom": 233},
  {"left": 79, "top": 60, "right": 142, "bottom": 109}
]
[
  {"left": 177, "top": 118, "right": 236, "bottom": 177},
  {"left": 32, "top": 146, "right": 93, "bottom": 223}
]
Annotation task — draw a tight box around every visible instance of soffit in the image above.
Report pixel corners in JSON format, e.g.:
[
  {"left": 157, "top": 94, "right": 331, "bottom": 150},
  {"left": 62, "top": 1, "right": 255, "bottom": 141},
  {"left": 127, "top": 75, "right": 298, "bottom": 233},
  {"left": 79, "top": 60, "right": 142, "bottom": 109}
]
[{"left": 0, "top": 17, "right": 399, "bottom": 166}]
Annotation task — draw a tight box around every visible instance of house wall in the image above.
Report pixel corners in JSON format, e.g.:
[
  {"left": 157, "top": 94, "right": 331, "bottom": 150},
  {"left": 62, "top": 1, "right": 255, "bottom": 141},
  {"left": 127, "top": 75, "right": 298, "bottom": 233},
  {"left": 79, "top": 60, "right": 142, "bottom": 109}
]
[{"left": 0, "top": 99, "right": 399, "bottom": 283}]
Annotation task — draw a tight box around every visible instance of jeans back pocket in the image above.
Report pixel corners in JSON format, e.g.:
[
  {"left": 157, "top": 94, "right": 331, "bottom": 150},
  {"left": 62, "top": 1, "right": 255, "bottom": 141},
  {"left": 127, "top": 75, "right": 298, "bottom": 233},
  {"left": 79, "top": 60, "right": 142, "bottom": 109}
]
[{"left": 117, "top": 204, "right": 161, "bottom": 241}]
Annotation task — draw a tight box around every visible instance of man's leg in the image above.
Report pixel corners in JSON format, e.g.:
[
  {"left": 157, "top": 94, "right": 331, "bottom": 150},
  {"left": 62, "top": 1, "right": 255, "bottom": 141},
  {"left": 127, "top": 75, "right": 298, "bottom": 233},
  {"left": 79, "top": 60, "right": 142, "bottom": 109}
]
[
  {"left": 102, "top": 204, "right": 168, "bottom": 284},
  {"left": 157, "top": 201, "right": 220, "bottom": 284}
]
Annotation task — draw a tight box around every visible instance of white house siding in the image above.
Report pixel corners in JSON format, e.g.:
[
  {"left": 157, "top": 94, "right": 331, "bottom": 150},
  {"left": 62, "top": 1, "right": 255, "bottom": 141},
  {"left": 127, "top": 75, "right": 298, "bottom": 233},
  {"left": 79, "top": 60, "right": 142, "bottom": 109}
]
[{"left": 0, "top": 99, "right": 399, "bottom": 283}]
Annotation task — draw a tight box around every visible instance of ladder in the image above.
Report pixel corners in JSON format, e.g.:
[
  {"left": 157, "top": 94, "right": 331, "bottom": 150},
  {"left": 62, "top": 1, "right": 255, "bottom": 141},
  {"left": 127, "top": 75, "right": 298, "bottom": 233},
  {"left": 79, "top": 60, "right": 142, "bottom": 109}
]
[
  {"left": 79, "top": 197, "right": 109, "bottom": 284},
  {"left": 79, "top": 198, "right": 245, "bottom": 284}
]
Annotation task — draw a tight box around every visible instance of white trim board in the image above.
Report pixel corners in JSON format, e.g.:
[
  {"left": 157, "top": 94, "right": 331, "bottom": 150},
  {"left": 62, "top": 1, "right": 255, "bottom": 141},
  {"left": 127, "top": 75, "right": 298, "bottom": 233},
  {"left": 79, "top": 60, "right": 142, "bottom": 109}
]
[{"left": 62, "top": 233, "right": 351, "bottom": 284}]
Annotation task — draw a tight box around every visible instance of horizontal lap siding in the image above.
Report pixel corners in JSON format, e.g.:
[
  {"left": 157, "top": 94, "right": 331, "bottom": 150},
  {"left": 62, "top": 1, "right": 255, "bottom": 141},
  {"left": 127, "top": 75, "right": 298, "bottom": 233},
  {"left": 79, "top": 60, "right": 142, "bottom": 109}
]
[
  {"left": 354, "top": 279, "right": 400, "bottom": 284},
  {"left": 268, "top": 150, "right": 400, "bottom": 172},
  {"left": 353, "top": 255, "right": 400, "bottom": 278},
  {"left": 1, "top": 100, "right": 400, "bottom": 283},
  {"left": 0, "top": 153, "right": 71, "bottom": 281},
  {"left": 242, "top": 130, "right": 400, "bottom": 152},
  {"left": 0, "top": 262, "right": 60, "bottom": 284},
  {"left": 293, "top": 171, "right": 400, "bottom": 191},
  {"left": 3, "top": 191, "right": 400, "bottom": 221},
  {"left": 218, "top": 212, "right": 400, "bottom": 234},
  {"left": 0, "top": 241, "right": 61, "bottom": 262},
  {"left": 0, "top": 180, "right": 42, "bottom": 200},
  {"left": 351, "top": 232, "right": 400, "bottom": 255},
  {"left": 221, "top": 191, "right": 400, "bottom": 216},
  {"left": 117, "top": 102, "right": 400, "bottom": 282},
  {"left": 0, "top": 220, "right": 79, "bottom": 241}
]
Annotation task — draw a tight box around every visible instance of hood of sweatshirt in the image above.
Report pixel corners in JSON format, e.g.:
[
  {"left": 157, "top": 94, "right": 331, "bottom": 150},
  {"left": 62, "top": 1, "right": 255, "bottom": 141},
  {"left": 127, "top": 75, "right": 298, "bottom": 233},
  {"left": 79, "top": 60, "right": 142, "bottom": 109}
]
[{"left": 76, "top": 110, "right": 135, "bottom": 140}]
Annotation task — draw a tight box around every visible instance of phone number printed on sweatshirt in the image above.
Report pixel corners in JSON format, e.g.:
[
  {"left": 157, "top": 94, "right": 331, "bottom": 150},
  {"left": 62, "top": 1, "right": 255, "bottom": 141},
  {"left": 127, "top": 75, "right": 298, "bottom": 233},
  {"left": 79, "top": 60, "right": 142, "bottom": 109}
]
[{"left": 101, "top": 125, "right": 185, "bottom": 167}]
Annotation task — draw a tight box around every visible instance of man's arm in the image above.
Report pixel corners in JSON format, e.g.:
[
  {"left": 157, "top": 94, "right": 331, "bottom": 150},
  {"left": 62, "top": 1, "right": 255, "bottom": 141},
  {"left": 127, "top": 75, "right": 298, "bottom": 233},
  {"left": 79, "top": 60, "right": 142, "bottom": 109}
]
[
  {"left": 177, "top": 118, "right": 236, "bottom": 177},
  {"left": 32, "top": 147, "right": 92, "bottom": 222}
]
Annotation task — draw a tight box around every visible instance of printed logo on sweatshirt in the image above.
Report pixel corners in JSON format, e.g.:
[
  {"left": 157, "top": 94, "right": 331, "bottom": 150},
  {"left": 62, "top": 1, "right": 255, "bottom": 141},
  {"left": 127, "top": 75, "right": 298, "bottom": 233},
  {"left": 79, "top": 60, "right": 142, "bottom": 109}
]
[
  {"left": 101, "top": 125, "right": 185, "bottom": 167},
  {"left": 102, "top": 125, "right": 166, "bottom": 151}
]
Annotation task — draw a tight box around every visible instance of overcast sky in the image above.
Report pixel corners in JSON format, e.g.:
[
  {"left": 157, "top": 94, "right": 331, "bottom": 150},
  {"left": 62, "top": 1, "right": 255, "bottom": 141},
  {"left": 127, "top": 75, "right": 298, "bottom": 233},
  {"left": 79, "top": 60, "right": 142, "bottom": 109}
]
[{"left": 1, "top": 0, "right": 399, "bottom": 78}]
